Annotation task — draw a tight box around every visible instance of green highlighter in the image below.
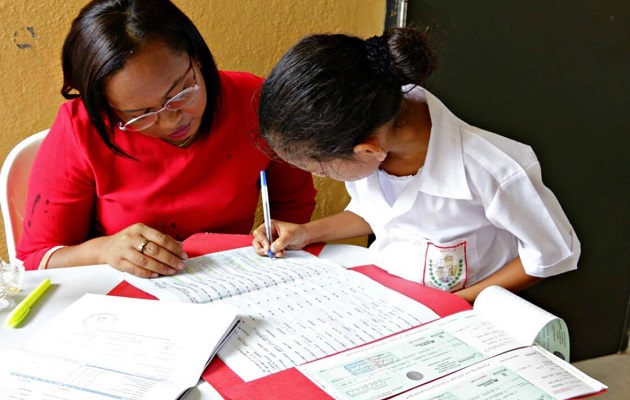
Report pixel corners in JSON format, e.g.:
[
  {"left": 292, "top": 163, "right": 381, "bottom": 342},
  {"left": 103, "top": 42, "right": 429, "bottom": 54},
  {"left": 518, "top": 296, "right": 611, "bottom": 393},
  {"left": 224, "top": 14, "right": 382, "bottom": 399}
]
[{"left": 5, "top": 278, "right": 51, "bottom": 328}]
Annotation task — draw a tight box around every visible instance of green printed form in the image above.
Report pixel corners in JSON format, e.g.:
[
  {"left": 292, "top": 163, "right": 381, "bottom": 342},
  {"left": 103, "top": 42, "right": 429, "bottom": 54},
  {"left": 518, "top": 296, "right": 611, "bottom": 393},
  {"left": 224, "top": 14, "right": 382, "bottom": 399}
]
[{"left": 299, "top": 328, "right": 488, "bottom": 400}]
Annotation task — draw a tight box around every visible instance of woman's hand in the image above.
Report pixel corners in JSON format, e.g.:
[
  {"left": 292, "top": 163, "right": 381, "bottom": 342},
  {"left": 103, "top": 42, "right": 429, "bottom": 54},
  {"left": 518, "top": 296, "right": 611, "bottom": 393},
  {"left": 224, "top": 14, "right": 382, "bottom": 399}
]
[
  {"left": 100, "top": 223, "right": 188, "bottom": 278},
  {"left": 252, "top": 220, "right": 310, "bottom": 258},
  {"left": 46, "top": 223, "right": 188, "bottom": 278}
]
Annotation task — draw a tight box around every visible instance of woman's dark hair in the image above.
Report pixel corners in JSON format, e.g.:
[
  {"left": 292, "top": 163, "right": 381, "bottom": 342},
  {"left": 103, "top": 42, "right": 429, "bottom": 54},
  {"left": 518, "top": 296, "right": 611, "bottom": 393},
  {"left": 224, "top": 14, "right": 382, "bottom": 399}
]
[
  {"left": 259, "top": 27, "right": 436, "bottom": 162},
  {"left": 61, "top": 0, "right": 220, "bottom": 157}
]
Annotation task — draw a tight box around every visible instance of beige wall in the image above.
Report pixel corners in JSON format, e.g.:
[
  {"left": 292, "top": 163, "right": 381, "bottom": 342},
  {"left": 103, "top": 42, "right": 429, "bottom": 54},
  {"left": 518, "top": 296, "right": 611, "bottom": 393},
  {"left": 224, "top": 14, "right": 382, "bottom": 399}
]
[{"left": 0, "top": 0, "right": 384, "bottom": 259}]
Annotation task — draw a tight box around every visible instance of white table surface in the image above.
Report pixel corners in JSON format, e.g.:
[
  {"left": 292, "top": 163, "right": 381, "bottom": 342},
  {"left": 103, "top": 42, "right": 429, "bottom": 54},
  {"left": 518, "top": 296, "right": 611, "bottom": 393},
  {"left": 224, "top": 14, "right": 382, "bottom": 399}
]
[
  {"left": 0, "top": 264, "right": 125, "bottom": 350},
  {"left": 0, "top": 244, "right": 372, "bottom": 399}
]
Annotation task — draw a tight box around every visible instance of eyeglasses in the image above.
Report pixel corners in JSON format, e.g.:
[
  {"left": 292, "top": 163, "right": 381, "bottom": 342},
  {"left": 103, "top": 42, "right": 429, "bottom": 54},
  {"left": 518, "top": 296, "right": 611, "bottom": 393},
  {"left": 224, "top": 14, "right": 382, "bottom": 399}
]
[{"left": 117, "top": 59, "right": 200, "bottom": 132}]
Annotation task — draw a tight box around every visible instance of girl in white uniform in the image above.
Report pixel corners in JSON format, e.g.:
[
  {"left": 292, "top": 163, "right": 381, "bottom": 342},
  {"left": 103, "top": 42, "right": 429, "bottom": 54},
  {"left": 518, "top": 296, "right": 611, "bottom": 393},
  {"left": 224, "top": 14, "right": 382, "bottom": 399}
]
[{"left": 252, "top": 28, "right": 580, "bottom": 302}]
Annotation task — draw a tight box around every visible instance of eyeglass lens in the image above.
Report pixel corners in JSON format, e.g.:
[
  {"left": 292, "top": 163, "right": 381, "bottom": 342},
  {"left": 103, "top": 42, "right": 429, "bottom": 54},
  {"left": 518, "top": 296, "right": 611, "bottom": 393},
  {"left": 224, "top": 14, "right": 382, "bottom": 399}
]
[{"left": 120, "top": 86, "right": 199, "bottom": 131}]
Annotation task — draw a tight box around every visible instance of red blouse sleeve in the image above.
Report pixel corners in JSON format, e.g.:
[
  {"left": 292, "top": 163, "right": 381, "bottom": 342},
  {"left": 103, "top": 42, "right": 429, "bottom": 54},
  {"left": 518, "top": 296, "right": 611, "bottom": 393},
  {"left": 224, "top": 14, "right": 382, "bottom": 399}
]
[{"left": 16, "top": 103, "right": 96, "bottom": 269}]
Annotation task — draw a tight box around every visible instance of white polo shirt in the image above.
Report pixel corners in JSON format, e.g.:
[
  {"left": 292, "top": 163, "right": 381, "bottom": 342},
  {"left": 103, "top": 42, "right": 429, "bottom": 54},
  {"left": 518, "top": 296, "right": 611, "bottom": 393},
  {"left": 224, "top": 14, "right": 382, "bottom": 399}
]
[{"left": 345, "top": 86, "right": 580, "bottom": 291}]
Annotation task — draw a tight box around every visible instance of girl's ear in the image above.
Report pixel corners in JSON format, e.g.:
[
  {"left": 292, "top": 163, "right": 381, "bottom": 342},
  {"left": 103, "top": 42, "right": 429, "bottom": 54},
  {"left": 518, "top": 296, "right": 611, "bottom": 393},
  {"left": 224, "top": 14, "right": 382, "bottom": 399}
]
[{"left": 353, "top": 137, "right": 387, "bottom": 162}]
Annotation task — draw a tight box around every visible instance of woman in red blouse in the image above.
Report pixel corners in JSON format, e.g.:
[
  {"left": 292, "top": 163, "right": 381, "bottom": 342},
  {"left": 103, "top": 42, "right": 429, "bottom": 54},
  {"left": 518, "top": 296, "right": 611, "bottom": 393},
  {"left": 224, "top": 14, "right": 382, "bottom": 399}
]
[{"left": 17, "top": 0, "right": 316, "bottom": 277}]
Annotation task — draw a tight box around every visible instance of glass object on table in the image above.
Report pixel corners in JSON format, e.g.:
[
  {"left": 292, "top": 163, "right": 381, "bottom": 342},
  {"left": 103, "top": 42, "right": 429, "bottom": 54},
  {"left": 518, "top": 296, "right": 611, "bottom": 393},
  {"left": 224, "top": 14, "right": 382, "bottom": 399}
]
[{"left": 0, "top": 259, "right": 24, "bottom": 310}]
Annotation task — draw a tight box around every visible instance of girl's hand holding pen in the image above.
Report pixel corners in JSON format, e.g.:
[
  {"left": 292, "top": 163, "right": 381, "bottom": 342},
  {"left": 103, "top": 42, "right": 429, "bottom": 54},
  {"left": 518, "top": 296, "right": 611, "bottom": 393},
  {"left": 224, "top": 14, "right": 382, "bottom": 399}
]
[{"left": 252, "top": 220, "right": 310, "bottom": 258}]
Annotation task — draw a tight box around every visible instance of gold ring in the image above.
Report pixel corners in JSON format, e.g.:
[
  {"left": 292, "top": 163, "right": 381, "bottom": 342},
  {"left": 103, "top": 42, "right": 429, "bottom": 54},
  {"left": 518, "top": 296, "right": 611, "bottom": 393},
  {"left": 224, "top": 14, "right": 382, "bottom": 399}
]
[{"left": 138, "top": 239, "right": 151, "bottom": 254}]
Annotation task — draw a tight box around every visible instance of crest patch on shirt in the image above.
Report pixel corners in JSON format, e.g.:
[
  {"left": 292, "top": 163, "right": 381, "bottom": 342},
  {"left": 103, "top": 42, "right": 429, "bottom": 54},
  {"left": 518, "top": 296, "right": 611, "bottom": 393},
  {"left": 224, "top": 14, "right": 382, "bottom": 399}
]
[{"left": 423, "top": 241, "right": 468, "bottom": 291}]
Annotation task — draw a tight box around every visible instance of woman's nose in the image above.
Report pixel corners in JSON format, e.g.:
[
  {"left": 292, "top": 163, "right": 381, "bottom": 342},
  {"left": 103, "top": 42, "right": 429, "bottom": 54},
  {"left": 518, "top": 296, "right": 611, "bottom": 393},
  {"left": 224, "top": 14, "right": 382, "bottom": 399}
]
[{"left": 158, "top": 109, "right": 183, "bottom": 128}]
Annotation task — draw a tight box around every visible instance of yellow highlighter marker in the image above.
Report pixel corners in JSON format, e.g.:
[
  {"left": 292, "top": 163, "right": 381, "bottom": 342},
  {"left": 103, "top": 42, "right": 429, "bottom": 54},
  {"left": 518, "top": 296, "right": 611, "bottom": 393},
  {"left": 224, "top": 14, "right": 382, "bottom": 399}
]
[{"left": 5, "top": 278, "right": 51, "bottom": 328}]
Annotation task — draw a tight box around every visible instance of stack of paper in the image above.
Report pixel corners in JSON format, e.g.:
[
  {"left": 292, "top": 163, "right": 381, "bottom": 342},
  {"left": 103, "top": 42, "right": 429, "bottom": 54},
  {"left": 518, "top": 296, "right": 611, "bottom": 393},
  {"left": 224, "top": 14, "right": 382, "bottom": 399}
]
[
  {"left": 0, "top": 294, "right": 239, "bottom": 400},
  {"left": 126, "top": 247, "right": 441, "bottom": 381}
]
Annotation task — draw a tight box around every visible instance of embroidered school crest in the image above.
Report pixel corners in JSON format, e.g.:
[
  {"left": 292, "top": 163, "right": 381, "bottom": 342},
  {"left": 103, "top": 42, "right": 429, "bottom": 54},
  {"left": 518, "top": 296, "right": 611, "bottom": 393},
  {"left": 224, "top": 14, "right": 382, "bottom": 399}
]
[{"left": 423, "top": 241, "right": 468, "bottom": 291}]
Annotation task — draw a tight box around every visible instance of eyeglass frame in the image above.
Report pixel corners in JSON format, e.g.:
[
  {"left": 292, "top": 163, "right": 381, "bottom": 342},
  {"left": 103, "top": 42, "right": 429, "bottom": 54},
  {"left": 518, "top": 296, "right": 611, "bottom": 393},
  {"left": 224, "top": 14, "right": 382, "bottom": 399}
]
[{"left": 114, "top": 57, "right": 200, "bottom": 132}]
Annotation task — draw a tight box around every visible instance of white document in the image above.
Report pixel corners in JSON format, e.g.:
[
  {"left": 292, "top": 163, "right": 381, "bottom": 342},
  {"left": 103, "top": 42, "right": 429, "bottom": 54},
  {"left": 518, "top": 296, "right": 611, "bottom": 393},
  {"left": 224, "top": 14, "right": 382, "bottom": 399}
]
[
  {"left": 474, "top": 285, "right": 570, "bottom": 361},
  {"left": 0, "top": 294, "right": 239, "bottom": 400},
  {"left": 127, "top": 247, "right": 440, "bottom": 381},
  {"left": 127, "top": 248, "right": 347, "bottom": 303},
  {"left": 298, "top": 286, "right": 592, "bottom": 400}
]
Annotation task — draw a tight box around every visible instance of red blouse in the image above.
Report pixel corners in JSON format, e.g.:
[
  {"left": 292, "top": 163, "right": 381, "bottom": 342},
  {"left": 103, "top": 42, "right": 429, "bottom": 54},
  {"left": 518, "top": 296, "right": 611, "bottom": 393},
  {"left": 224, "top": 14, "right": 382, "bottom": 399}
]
[{"left": 17, "top": 71, "right": 316, "bottom": 269}]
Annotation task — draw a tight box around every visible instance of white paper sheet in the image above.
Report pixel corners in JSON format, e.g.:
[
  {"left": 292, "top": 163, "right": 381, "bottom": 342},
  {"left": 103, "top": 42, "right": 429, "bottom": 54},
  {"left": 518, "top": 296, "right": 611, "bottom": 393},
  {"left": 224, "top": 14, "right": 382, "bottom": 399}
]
[
  {"left": 474, "top": 285, "right": 570, "bottom": 361},
  {"left": 126, "top": 248, "right": 336, "bottom": 303},
  {"left": 217, "top": 269, "right": 439, "bottom": 381}
]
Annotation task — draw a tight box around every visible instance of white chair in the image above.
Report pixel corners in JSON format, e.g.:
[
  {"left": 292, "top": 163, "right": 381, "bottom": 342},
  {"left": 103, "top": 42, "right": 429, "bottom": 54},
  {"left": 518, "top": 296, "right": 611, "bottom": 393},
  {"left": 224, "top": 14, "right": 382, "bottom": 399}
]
[{"left": 0, "top": 129, "right": 49, "bottom": 263}]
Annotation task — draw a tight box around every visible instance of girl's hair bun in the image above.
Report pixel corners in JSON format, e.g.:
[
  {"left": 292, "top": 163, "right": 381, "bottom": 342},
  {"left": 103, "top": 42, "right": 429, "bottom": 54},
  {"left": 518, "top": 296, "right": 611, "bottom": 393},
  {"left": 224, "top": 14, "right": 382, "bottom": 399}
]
[{"left": 365, "top": 35, "right": 397, "bottom": 84}]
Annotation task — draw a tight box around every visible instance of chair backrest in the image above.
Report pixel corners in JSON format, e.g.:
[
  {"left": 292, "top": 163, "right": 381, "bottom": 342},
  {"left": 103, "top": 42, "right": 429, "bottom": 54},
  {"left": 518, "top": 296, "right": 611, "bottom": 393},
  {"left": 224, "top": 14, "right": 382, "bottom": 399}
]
[{"left": 0, "top": 129, "right": 49, "bottom": 263}]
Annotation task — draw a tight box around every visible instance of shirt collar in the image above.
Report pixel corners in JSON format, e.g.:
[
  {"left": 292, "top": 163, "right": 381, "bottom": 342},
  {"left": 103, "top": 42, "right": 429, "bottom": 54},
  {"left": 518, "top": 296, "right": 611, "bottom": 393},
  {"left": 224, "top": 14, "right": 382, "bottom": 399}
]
[{"left": 406, "top": 86, "right": 473, "bottom": 200}]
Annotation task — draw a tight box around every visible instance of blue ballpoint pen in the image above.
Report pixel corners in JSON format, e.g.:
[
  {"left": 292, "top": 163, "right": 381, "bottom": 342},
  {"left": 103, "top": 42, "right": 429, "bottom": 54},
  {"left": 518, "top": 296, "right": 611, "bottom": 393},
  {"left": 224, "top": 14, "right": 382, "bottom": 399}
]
[{"left": 260, "top": 170, "right": 275, "bottom": 259}]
